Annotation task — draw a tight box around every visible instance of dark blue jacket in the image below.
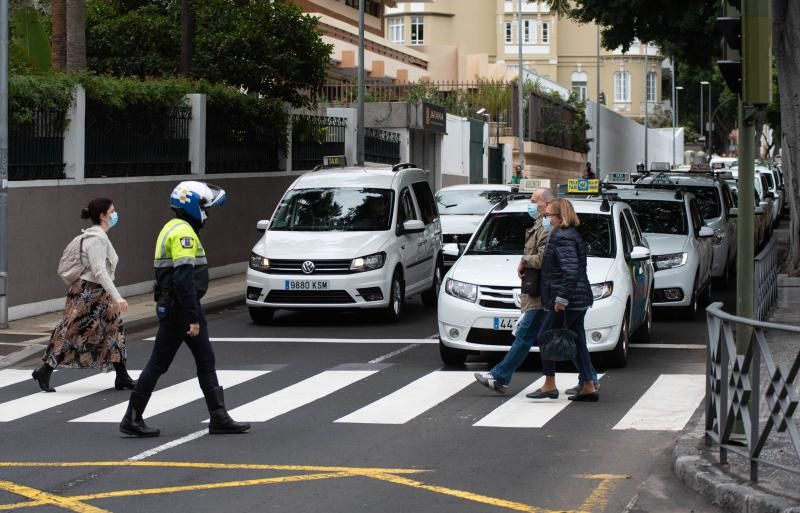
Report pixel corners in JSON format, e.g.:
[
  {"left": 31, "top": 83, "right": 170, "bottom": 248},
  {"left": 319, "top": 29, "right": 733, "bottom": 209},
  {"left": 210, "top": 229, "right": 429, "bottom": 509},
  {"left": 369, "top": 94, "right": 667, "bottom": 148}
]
[{"left": 540, "top": 226, "right": 594, "bottom": 310}]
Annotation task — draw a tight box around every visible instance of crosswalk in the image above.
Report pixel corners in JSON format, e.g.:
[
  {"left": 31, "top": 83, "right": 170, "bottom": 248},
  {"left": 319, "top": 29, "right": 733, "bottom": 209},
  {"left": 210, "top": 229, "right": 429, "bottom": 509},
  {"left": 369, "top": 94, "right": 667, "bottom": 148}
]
[{"left": 0, "top": 367, "right": 706, "bottom": 431}]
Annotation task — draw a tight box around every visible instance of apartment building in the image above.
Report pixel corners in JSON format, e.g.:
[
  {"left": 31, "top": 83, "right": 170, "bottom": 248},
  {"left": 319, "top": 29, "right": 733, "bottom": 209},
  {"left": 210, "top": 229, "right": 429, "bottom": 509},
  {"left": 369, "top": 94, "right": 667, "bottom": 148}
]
[{"left": 385, "top": 0, "right": 664, "bottom": 119}]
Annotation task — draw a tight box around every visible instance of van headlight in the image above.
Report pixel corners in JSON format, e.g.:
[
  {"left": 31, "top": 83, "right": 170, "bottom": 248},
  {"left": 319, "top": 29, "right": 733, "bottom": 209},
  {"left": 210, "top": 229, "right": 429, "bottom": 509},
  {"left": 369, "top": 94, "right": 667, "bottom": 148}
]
[
  {"left": 591, "top": 281, "right": 614, "bottom": 300},
  {"left": 652, "top": 252, "right": 688, "bottom": 271},
  {"left": 351, "top": 252, "right": 385, "bottom": 272},
  {"left": 249, "top": 252, "right": 270, "bottom": 272},
  {"left": 445, "top": 278, "right": 478, "bottom": 302}
]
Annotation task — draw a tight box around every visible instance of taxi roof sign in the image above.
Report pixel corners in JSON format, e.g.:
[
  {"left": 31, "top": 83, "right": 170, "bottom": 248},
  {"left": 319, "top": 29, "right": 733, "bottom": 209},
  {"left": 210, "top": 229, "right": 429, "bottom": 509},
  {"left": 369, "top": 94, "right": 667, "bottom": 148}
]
[
  {"left": 606, "top": 172, "right": 630, "bottom": 184},
  {"left": 323, "top": 155, "right": 347, "bottom": 167},
  {"left": 567, "top": 178, "right": 599, "bottom": 194},
  {"left": 519, "top": 178, "right": 552, "bottom": 192},
  {"left": 689, "top": 163, "right": 710, "bottom": 173},
  {"left": 650, "top": 161, "right": 671, "bottom": 171},
  {"left": 650, "top": 172, "right": 674, "bottom": 185}
]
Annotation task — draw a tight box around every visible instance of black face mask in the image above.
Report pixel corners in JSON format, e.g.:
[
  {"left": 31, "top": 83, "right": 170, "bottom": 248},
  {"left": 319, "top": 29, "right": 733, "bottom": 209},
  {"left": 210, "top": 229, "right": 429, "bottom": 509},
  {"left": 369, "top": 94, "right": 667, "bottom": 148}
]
[{"left": 174, "top": 208, "right": 204, "bottom": 233}]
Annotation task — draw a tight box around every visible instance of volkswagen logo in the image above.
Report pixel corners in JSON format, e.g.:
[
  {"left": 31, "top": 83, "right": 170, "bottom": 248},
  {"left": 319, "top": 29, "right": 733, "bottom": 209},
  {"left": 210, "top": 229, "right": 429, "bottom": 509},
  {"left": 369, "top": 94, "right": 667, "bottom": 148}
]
[
  {"left": 301, "top": 261, "right": 315, "bottom": 275},
  {"left": 513, "top": 289, "right": 522, "bottom": 308}
]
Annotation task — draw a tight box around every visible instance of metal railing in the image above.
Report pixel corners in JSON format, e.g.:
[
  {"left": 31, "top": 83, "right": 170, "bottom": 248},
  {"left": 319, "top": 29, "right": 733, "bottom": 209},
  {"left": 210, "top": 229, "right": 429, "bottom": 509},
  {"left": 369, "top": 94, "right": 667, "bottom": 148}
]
[
  {"left": 364, "top": 128, "right": 400, "bottom": 164},
  {"left": 705, "top": 302, "right": 800, "bottom": 481},
  {"left": 754, "top": 238, "right": 779, "bottom": 321},
  {"left": 291, "top": 115, "right": 346, "bottom": 170},
  {"left": 85, "top": 102, "right": 191, "bottom": 178},
  {"left": 205, "top": 106, "right": 281, "bottom": 173},
  {"left": 9, "top": 108, "right": 66, "bottom": 180}
]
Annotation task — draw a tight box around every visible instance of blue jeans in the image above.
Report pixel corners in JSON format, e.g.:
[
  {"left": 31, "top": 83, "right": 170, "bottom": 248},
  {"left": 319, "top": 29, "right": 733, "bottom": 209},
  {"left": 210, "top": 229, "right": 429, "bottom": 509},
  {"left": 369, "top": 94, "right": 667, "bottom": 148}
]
[
  {"left": 490, "top": 309, "right": 547, "bottom": 386},
  {"left": 540, "top": 310, "right": 595, "bottom": 384}
]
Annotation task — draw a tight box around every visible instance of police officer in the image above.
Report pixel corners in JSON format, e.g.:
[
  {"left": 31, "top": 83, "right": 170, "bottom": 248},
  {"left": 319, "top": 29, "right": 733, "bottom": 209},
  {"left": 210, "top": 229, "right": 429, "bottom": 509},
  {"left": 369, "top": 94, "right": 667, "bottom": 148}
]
[{"left": 120, "top": 181, "right": 250, "bottom": 437}]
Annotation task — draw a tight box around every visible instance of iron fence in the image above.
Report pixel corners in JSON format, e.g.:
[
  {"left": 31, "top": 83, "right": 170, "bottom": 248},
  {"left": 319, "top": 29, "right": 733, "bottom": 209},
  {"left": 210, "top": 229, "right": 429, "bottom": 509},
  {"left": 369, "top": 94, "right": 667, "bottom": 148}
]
[
  {"left": 206, "top": 107, "right": 281, "bottom": 173},
  {"left": 527, "top": 94, "right": 586, "bottom": 153},
  {"left": 291, "top": 115, "right": 346, "bottom": 170},
  {"left": 84, "top": 102, "right": 191, "bottom": 178},
  {"left": 705, "top": 302, "right": 800, "bottom": 482},
  {"left": 364, "top": 128, "right": 400, "bottom": 164},
  {"left": 754, "top": 238, "right": 779, "bottom": 321},
  {"left": 9, "top": 108, "right": 66, "bottom": 180}
]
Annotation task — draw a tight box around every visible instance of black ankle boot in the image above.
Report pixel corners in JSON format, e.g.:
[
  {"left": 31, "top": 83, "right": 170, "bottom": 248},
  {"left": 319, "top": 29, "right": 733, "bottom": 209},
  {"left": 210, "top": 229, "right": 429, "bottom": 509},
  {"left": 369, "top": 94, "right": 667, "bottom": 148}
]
[
  {"left": 204, "top": 386, "right": 250, "bottom": 434},
  {"left": 113, "top": 362, "right": 137, "bottom": 390},
  {"left": 119, "top": 391, "right": 160, "bottom": 437},
  {"left": 32, "top": 364, "right": 56, "bottom": 392}
]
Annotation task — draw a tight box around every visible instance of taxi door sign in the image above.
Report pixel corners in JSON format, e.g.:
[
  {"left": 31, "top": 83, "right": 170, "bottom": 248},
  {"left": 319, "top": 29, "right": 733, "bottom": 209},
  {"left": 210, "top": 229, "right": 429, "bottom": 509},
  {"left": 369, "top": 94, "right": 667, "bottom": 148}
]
[
  {"left": 607, "top": 172, "right": 630, "bottom": 184},
  {"left": 650, "top": 172, "right": 674, "bottom": 185},
  {"left": 520, "top": 178, "right": 552, "bottom": 192},
  {"left": 567, "top": 178, "right": 599, "bottom": 194}
]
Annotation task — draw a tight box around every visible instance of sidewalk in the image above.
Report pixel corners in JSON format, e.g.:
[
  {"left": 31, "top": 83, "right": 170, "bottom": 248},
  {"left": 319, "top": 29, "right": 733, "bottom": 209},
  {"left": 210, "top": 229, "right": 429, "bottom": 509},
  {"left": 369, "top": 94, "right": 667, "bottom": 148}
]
[
  {"left": 0, "top": 274, "right": 245, "bottom": 369},
  {"left": 672, "top": 224, "right": 800, "bottom": 513}
]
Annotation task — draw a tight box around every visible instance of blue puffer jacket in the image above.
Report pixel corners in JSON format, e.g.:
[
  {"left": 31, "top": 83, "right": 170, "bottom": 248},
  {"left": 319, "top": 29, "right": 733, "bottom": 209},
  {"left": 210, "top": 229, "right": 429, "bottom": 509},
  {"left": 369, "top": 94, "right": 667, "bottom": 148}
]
[{"left": 540, "top": 226, "right": 594, "bottom": 310}]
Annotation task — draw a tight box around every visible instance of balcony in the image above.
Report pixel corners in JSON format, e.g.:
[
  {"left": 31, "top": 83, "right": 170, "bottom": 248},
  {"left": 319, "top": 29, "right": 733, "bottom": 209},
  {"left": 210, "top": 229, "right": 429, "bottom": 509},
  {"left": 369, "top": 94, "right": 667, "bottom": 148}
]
[{"left": 504, "top": 1, "right": 550, "bottom": 13}]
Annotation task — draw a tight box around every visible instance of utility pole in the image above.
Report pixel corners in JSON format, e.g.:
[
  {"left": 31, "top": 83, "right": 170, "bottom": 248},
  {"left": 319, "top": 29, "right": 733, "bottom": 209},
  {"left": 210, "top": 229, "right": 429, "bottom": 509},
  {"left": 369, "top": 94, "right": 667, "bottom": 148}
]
[
  {"left": 595, "top": 24, "right": 600, "bottom": 176},
  {"left": 0, "top": 0, "right": 8, "bottom": 328},
  {"left": 643, "top": 44, "right": 648, "bottom": 171},
  {"left": 517, "top": 0, "right": 525, "bottom": 176},
  {"left": 356, "top": 0, "right": 365, "bottom": 166},
  {"left": 671, "top": 57, "right": 677, "bottom": 168}
]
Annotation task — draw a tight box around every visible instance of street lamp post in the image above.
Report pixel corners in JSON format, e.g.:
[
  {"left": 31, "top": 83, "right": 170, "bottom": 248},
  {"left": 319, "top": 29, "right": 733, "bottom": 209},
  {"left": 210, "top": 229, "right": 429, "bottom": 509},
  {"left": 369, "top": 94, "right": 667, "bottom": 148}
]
[
  {"left": 671, "top": 58, "right": 676, "bottom": 168},
  {"left": 0, "top": 0, "right": 8, "bottom": 328},
  {"left": 700, "top": 80, "right": 710, "bottom": 156},
  {"left": 356, "top": 0, "right": 365, "bottom": 166},
  {"left": 675, "top": 85, "right": 684, "bottom": 166}
]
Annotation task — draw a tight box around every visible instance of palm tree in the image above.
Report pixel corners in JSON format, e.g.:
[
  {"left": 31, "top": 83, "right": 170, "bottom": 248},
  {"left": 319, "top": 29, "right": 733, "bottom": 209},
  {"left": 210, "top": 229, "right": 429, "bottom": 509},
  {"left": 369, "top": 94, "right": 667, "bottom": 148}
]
[
  {"left": 51, "top": 0, "right": 66, "bottom": 70},
  {"left": 65, "top": 0, "right": 86, "bottom": 71}
]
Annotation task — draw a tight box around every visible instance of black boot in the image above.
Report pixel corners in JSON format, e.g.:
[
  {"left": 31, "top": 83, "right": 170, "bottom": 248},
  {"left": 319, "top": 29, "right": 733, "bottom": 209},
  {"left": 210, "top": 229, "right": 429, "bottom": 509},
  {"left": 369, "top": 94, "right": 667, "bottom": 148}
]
[
  {"left": 113, "top": 362, "right": 137, "bottom": 390},
  {"left": 119, "top": 391, "right": 160, "bottom": 437},
  {"left": 204, "top": 386, "right": 250, "bottom": 434},
  {"left": 32, "top": 364, "right": 56, "bottom": 392}
]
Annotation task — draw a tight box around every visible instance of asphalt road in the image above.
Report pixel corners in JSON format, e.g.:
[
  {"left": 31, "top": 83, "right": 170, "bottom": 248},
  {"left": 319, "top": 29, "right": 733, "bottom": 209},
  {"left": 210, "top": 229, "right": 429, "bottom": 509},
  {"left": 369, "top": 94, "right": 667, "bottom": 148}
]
[{"left": 0, "top": 289, "right": 734, "bottom": 513}]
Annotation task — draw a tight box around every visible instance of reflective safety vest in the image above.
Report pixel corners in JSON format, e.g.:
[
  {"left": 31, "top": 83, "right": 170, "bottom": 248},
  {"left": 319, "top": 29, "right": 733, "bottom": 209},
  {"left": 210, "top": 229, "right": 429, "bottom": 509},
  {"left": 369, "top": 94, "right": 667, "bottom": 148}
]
[{"left": 153, "top": 218, "right": 209, "bottom": 304}]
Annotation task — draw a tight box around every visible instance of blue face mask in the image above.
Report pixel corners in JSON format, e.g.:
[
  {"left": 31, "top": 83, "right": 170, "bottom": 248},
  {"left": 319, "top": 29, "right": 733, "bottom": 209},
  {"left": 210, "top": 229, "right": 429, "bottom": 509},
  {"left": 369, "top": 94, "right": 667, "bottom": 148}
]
[
  {"left": 108, "top": 212, "right": 119, "bottom": 228},
  {"left": 527, "top": 204, "right": 540, "bottom": 219},
  {"left": 542, "top": 216, "right": 553, "bottom": 231}
]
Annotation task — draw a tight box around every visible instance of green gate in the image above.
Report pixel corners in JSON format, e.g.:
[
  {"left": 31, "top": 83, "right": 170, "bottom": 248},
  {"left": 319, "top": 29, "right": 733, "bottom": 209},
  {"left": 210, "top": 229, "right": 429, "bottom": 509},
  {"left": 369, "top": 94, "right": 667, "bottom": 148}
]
[
  {"left": 469, "top": 120, "right": 484, "bottom": 183},
  {"left": 488, "top": 144, "right": 504, "bottom": 184}
]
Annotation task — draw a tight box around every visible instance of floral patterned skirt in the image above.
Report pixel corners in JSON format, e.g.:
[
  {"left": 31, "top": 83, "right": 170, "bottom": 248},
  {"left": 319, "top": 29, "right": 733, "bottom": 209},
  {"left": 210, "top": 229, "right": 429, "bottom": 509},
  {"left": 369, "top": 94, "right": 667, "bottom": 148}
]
[{"left": 43, "top": 280, "right": 127, "bottom": 370}]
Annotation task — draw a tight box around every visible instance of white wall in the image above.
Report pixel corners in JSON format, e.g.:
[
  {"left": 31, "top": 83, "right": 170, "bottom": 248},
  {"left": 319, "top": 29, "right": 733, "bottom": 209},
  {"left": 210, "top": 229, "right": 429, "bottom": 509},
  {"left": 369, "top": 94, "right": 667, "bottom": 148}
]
[
  {"left": 442, "top": 113, "right": 469, "bottom": 180},
  {"left": 586, "top": 101, "right": 685, "bottom": 178}
]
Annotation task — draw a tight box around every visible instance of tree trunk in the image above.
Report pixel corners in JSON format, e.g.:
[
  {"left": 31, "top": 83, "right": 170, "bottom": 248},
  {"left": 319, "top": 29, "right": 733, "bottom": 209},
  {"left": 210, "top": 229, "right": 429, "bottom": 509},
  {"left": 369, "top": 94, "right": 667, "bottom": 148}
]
[
  {"left": 773, "top": 0, "right": 800, "bottom": 275},
  {"left": 51, "top": 0, "right": 66, "bottom": 71},
  {"left": 65, "top": 0, "right": 86, "bottom": 72},
  {"left": 179, "top": 0, "right": 194, "bottom": 76}
]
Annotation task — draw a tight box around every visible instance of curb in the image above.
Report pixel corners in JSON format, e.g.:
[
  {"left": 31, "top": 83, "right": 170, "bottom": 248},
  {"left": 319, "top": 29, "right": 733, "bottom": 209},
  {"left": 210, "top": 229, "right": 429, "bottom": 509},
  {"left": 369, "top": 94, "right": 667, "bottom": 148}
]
[
  {"left": 672, "top": 413, "right": 800, "bottom": 513},
  {"left": 0, "top": 294, "right": 244, "bottom": 370}
]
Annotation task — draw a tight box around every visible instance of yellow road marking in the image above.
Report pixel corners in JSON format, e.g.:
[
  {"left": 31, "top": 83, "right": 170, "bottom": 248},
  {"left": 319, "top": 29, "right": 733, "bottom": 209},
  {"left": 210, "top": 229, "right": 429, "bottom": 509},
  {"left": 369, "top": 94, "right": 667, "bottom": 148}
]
[
  {"left": 0, "top": 480, "right": 111, "bottom": 513},
  {"left": 0, "top": 461, "right": 425, "bottom": 474}
]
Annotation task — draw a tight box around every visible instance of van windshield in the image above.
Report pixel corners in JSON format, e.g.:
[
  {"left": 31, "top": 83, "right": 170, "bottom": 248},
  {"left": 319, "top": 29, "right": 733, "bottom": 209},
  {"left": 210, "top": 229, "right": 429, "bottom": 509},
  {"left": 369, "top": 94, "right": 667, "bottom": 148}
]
[
  {"left": 625, "top": 200, "right": 688, "bottom": 235},
  {"left": 270, "top": 188, "right": 394, "bottom": 231},
  {"left": 435, "top": 189, "right": 510, "bottom": 215}
]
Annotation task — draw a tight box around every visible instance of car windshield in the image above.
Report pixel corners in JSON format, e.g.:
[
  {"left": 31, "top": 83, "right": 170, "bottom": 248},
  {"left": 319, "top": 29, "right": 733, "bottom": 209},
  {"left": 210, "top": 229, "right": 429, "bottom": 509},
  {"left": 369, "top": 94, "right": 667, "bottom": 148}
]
[
  {"left": 637, "top": 184, "right": 721, "bottom": 219},
  {"left": 466, "top": 211, "right": 615, "bottom": 258},
  {"left": 625, "top": 199, "right": 688, "bottom": 235},
  {"left": 435, "top": 189, "right": 510, "bottom": 215},
  {"left": 270, "top": 188, "right": 394, "bottom": 231},
  {"left": 762, "top": 172, "right": 775, "bottom": 189}
]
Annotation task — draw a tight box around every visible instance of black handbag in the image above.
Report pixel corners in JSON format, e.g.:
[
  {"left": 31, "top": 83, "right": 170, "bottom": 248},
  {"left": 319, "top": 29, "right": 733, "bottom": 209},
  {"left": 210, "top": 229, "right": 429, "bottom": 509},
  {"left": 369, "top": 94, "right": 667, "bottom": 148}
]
[
  {"left": 538, "top": 313, "right": 577, "bottom": 362},
  {"left": 520, "top": 268, "right": 540, "bottom": 296}
]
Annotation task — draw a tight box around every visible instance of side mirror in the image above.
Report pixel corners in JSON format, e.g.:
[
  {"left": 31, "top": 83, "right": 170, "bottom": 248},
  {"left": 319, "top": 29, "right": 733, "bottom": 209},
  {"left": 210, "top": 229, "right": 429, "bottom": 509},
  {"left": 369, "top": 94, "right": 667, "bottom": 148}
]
[
  {"left": 256, "top": 220, "right": 270, "bottom": 233},
  {"left": 402, "top": 220, "right": 425, "bottom": 234},
  {"left": 699, "top": 226, "right": 714, "bottom": 238},
  {"left": 630, "top": 246, "right": 651, "bottom": 260},
  {"left": 728, "top": 207, "right": 738, "bottom": 218},
  {"left": 443, "top": 243, "right": 461, "bottom": 259}
]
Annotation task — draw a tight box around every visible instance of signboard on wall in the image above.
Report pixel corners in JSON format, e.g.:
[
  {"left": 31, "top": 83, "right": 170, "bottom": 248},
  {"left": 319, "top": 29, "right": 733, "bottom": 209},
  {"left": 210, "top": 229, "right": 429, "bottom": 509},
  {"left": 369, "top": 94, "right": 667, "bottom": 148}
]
[{"left": 422, "top": 102, "right": 446, "bottom": 133}]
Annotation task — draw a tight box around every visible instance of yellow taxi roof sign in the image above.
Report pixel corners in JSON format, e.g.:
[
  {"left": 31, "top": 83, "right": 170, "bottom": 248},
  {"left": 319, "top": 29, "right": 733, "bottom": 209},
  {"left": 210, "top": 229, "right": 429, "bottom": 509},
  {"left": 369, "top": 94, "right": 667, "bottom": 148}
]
[{"left": 567, "top": 178, "right": 599, "bottom": 194}]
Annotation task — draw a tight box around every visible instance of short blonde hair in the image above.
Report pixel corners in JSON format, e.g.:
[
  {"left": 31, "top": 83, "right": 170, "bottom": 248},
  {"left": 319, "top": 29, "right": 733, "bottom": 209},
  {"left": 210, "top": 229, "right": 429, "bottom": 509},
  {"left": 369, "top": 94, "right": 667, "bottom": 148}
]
[{"left": 549, "top": 198, "right": 580, "bottom": 227}]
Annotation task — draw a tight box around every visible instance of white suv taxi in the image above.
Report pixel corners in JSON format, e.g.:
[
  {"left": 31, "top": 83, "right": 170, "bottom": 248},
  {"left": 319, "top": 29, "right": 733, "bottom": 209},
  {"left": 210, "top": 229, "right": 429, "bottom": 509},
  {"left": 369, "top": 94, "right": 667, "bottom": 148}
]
[
  {"left": 246, "top": 163, "right": 443, "bottom": 323},
  {"left": 615, "top": 189, "right": 714, "bottom": 316},
  {"left": 438, "top": 196, "right": 654, "bottom": 368}
]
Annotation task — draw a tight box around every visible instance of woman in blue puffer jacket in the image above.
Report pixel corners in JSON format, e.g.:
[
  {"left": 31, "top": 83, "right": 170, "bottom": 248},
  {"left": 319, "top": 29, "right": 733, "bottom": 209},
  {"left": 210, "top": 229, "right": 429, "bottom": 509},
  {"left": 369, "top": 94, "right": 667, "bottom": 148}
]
[{"left": 527, "top": 198, "right": 598, "bottom": 402}]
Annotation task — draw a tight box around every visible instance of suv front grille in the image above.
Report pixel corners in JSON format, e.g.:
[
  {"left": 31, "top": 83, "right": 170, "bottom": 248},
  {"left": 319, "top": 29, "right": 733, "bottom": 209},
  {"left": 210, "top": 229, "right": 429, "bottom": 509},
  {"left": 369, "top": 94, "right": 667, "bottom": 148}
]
[
  {"left": 466, "top": 328, "right": 514, "bottom": 346},
  {"left": 477, "top": 285, "right": 518, "bottom": 310},
  {"left": 265, "top": 290, "right": 355, "bottom": 304},
  {"left": 266, "top": 259, "right": 353, "bottom": 275}
]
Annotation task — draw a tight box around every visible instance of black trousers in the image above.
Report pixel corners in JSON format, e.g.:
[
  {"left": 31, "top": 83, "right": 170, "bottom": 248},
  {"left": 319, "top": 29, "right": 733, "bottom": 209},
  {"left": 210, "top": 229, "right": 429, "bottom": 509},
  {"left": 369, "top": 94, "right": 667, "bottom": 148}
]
[{"left": 136, "top": 301, "right": 219, "bottom": 395}]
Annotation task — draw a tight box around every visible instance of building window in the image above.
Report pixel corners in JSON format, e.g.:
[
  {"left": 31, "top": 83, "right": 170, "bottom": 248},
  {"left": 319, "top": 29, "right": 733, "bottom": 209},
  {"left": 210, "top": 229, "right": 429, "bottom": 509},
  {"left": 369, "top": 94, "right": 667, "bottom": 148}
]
[
  {"left": 411, "top": 16, "right": 424, "bottom": 45},
  {"left": 614, "top": 71, "right": 631, "bottom": 103},
  {"left": 541, "top": 22, "right": 549, "bottom": 43},
  {"left": 345, "top": 0, "right": 380, "bottom": 17},
  {"left": 646, "top": 71, "right": 658, "bottom": 103},
  {"left": 389, "top": 18, "right": 404, "bottom": 44},
  {"left": 572, "top": 81, "right": 587, "bottom": 101},
  {"left": 505, "top": 22, "right": 513, "bottom": 43},
  {"left": 523, "top": 19, "right": 535, "bottom": 43}
]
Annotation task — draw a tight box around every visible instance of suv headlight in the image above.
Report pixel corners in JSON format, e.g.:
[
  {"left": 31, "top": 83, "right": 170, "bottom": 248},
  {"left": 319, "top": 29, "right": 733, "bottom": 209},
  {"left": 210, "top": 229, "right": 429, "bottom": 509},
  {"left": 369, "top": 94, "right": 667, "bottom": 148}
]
[
  {"left": 712, "top": 228, "right": 725, "bottom": 246},
  {"left": 249, "top": 252, "right": 270, "bottom": 272},
  {"left": 351, "top": 252, "right": 386, "bottom": 272},
  {"left": 445, "top": 278, "right": 478, "bottom": 303},
  {"left": 591, "top": 281, "right": 614, "bottom": 300},
  {"left": 652, "top": 252, "right": 688, "bottom": 271}
]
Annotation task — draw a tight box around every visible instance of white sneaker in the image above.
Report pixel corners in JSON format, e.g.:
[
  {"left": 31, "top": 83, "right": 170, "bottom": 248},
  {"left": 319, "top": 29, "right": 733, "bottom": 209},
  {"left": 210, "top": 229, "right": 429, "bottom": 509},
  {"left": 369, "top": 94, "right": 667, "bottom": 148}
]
[{"left": 474, "top": 372, "right": 507, "bottom": 394}]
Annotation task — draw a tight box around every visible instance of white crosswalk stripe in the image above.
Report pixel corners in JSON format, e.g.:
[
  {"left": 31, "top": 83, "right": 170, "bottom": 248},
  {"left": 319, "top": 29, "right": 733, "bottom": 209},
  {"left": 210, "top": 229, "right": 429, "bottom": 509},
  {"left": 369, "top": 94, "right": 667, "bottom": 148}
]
[
  {"left": 0, "top": 369, "right": 36, "bottom": 389},
  {"left": 336, "top": 371, "right": 476, "bottom": 425},
  {"left": 71, "top": 370, "right": 268, "bottom": 423},
  {"left": 474, "top": 373, "right": 580, "bottom": 428},
  {"left": 613, "top": 374, "right": 706, "bottom": 431},
  {"left": 223, "top": 370, "right": 378, "bottom": 423}
]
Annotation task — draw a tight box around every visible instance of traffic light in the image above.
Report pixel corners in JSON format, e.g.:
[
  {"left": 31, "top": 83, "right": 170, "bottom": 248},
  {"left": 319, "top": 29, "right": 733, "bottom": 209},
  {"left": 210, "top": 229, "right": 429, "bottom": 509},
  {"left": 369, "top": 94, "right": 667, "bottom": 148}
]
[
  {"left": 717, "top": 0, "right": 742, "bottom": 94},
  {"left": 717, "top": 0, "right": 772, "bottom": 105}
]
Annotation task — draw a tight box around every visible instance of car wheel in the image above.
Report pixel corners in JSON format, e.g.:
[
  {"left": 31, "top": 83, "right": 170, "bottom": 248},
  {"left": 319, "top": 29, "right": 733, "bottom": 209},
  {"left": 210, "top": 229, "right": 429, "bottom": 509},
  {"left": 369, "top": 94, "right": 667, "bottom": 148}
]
[
  {"left": 249, "top": 307, "right": 275, "bottom": 325},
  {"left": 384, "top": 271, "right": 404, "bottom": 322},
  {"left": 632, "top": 293, "right": 652, "bottom": 343},
  {"left": 606, "top": 307, "right": 630, "bottom": 368},
  {"left": 683, "top": 275, "right": 700, "bottom": 318},
  {"left": 439, "top": 339, "right": 468, "bottom": 367},
  {"left": 421, "top": 259, "right": 443, "bottom": 308}
]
